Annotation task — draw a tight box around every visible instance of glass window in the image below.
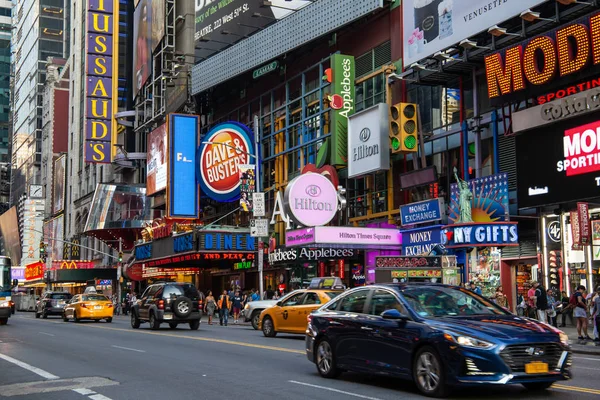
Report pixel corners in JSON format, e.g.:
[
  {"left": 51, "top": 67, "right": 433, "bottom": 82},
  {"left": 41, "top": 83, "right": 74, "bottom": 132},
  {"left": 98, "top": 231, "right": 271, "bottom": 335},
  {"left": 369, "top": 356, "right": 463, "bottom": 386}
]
[
  {"left": 282, "top": 292, "right": 304, "bottom": 307},
  {"left": 82, "top": 295, "right": 108, "bottom": 301},
  {"left": 162, "top": 285, "right": 184, "bottom": 299},
  {"left": 302, "top": 292, "right": 321, "bottom": 305},
  {"left": 49, "top": 293, "right": 72, "bottom": 300},
  {"left": 339, "top": 289, "right": 369, "bottom": 313},
  {"left": 368, "top": 290, "right": 405, "bottom": 316}
]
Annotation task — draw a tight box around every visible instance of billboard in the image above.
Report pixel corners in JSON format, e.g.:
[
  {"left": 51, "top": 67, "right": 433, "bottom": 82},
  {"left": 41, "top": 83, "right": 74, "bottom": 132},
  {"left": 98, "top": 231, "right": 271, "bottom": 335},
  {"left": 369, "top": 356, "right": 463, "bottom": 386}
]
[
  {"left": 517, "top": 113, "right": 600, "bottom": 208},
  {"left": 85, "top": 0, "right": 118, "bottom": 163},
  {"left": 151, "top": 0, "right": 165, "bottom": 51},
  {"left": 330, "top": 54, "right": 355, "bottom": 167},
  {"left": 195, "top": 1, "right": 311, "bottom": 48},
  {"left": 53, "top": 155, "right": 66, "bottom": 214},
  {"left": 52, "top": 215, "right": 64, "bottom": 261},
  {"left": 348, "top": 103, "right": 390, "bottom": 178},
  {"left": 168, "top": 114, "right": 199, "bottom": 219},
  {"left": 147, "top": 124, "right": 167, "bottom": 195},
  {"left": 196, "top": 122, "right": 255, "bottom": 202},
  {"left": 239, "top": 164, "right": 255, "bottom": 212},
  {"left": 133, "top": 0, "right": 152, "bottom": 98},
  {"left": 0, "top": 207, "right": 21, "bottom": 266},
  {"left": 402, "top": 0, "right": 547, "bottom": 67},
  {"left": 21, "top": 199, "right": 44, "bottom": 267},
  {"left": 449, "top": 173, "right": 509, "bottom": 223}
]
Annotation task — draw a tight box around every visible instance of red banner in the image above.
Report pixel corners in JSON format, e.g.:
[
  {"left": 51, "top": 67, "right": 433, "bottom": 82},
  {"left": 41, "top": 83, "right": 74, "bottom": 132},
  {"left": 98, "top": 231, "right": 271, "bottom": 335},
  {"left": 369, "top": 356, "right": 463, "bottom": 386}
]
[
  {"left": 25, "top": 262, "right": 45, "bottom": 281},
  {"left": 338, "top": 259, "right": 345, "bottom": 279},
  {"left": 577, "top": 202, "right": 590, "bottom": 245},
  {"left": 570, "top": 211, "right": 582, "bottom": 251}
]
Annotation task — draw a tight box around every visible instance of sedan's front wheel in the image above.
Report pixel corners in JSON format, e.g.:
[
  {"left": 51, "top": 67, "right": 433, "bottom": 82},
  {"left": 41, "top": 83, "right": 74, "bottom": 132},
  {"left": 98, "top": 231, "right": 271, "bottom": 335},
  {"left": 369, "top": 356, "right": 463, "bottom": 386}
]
[
  {"left": 413, "top": 346, "right": 448, "bottom": 398},
  {"left": 315, "top": 339, "right": 340, "bottom": 378}
]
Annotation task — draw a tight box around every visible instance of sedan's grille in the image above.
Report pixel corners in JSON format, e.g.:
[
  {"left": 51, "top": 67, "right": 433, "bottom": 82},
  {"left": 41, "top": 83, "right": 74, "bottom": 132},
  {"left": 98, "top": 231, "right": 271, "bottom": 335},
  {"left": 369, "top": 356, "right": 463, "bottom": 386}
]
[{"left": 500, "top": 343, "right": 564, "bottom": 373}]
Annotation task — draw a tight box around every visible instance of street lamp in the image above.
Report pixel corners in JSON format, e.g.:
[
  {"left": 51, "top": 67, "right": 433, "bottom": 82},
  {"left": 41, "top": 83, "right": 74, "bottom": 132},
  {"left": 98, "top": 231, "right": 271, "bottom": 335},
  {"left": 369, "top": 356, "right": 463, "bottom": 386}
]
[{"left": 199, "top": 115, "right": 265, "bottom": 298}]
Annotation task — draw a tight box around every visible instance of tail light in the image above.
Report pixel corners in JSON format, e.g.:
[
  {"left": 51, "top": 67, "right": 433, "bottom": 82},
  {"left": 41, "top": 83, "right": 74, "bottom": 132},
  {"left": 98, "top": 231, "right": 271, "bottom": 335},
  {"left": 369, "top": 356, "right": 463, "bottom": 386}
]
[
  {"left": 158, "top": 300, "right": 165, "bottom": 310},
  {"left": 107, "top": 303, "right": 113, "bottom": 308}
]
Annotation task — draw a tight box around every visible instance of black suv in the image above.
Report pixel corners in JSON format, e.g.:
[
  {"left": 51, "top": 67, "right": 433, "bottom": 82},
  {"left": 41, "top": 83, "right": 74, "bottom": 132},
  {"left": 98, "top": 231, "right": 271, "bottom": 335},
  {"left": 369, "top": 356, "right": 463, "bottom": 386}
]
[
  {"left": 130, "top": 282, "right": 202, "bottom": 330},
  {"left": 35, "top": 292, "right": 73, "bottom": 319}
]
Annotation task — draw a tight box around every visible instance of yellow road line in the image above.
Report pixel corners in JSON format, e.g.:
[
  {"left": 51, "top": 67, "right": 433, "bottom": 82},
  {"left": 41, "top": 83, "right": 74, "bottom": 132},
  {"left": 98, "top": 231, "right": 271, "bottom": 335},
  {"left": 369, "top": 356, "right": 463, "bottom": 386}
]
[
  {"left": 57, "top": 321, "right": 306, "bottom": 355},
  {"left": 553, "top": 384, "right": 600, "bottom": 395}
]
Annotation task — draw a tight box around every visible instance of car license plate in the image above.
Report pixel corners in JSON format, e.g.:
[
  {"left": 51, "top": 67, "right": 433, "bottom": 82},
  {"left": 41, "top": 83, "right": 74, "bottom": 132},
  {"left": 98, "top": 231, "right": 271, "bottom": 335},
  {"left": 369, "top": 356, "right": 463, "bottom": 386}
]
[
  {"left": 525, "top": 362, "right": 548, "bottom": 374},
  {"left": 94, "top": 306, "right": 102, "bottom": 310}
]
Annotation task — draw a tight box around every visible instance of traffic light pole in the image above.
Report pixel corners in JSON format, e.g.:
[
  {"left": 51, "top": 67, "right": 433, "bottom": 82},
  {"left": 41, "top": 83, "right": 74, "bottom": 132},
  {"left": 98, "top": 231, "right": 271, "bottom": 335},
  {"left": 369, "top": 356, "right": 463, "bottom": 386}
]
[{"left": 117, "top": 238, "right": 122, "bottom": 308}]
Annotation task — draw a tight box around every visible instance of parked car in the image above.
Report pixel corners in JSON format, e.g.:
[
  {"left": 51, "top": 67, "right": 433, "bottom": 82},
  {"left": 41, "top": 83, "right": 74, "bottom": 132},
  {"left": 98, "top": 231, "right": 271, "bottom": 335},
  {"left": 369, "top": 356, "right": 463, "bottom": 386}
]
[
  {"left": 63, "top": 293, "right": 113, "bottom": 322},
  {"left": 242, "top": 298, "right": 278, "bottom": 330},
  {"left": 131, "top": 282, "right": 202, "bottom": 330},
  {"left": 305, "top": 283, "right": 572, "bottom": 398},
  {"left": 35, "top": 292, "right": 73, "bottom": 319}
]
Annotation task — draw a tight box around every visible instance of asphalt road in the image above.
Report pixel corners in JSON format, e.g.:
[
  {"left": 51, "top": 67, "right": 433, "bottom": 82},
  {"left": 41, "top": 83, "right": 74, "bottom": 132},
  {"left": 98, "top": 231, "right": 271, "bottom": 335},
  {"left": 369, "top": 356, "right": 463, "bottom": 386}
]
[{"left": 0, "top": 313, "right": 599, "bottom": 400}]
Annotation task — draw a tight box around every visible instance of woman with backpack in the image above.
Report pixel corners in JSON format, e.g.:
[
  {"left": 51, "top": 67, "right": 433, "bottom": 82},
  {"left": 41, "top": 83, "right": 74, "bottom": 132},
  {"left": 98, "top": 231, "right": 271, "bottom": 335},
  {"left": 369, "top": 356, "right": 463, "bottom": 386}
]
[{"left": 572, "top": 285, "right": 592, "bottom": 340}]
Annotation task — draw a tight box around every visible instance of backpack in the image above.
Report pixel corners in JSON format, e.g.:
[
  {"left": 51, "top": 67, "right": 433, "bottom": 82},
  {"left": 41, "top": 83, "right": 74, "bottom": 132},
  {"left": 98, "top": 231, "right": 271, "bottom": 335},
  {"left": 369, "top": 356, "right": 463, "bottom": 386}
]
[{"left": 569, "top": 293, "right": 578, "bottom": 307}]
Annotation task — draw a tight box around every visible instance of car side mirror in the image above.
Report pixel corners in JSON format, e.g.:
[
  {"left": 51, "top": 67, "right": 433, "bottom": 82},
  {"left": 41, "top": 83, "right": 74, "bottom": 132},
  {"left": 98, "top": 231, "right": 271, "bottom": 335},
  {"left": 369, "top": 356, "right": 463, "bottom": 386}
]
[
  {"left": 276, "top": 301, "right": 282, "bottom": 307},
  {"left": 381, "top": 309, "right": 409, "bottom": 320}
]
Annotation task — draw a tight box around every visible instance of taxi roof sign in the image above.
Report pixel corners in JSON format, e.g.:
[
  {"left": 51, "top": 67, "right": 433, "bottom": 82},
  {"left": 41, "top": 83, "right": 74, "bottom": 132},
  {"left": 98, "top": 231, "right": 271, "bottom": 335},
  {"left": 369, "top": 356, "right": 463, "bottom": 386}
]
[{"left": 308, "top": 277, "right": 345, "bottom": 290}]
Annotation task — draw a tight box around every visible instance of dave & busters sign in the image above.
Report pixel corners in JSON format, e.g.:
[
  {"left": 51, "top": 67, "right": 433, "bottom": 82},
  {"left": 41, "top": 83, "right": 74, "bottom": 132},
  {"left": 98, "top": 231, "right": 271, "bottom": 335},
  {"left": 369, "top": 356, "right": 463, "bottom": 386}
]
[{"left": 196, "top": 122, "right": 255, "bottom": 201}]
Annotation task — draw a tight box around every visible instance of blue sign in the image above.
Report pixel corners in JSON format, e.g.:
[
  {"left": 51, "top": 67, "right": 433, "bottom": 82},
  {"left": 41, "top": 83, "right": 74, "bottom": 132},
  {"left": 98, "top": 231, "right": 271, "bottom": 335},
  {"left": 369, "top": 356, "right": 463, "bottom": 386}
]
[
  {"left": 135, "top": 244, "right": 152, "bottom": 260},
  {"left": 402, "top": 225, "right": 443, "bottom": 256},
  {"left": 169, "top": 114, "right": 199, "bottom": 218},
  {"left": 174, "top": 233, "right": 194, "bottom": 253},
  {"left": 200, "top": 232, "right": 256, "bottom": 251},
  {"left": 442, "top": 222, "right": 519, "bottom": 248},
  {"left": 400, "top": 199, "right": 442, "bottom": 226}
]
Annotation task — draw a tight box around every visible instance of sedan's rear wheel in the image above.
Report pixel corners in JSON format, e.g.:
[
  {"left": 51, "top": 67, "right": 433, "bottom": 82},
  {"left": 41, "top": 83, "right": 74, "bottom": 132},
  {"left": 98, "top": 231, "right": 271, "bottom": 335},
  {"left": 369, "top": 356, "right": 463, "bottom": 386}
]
[
  {"left": 262, "top": 316, "right": 276, "bottom": 337},
  {"left": 316, "top": 339, "right": 339, "bottom": 378},
  {"left": 74, "top": 311, "right": 80, "bottom": 323},
  {"left": 131, "top": 313, "right": 140, "bottom": 329},
  {"left": 413, "top": 346, "right": 448, "bottom": 398},
  {"left": 106, "top": 318, "right": 112, "bottom": 323},
  {"left": 149, "top": 312, "right": 160, "bottom": 330},
  {"left": 251, "top": 311, "right": 261, "bottom": 330}
]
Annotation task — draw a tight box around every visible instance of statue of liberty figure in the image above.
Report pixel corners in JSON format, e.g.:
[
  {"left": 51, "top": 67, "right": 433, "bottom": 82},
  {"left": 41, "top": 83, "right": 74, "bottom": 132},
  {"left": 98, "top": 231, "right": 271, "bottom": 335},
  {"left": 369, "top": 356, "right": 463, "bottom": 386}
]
[{"left": 454, "top": 167, "right": 473, "bottom": 223}]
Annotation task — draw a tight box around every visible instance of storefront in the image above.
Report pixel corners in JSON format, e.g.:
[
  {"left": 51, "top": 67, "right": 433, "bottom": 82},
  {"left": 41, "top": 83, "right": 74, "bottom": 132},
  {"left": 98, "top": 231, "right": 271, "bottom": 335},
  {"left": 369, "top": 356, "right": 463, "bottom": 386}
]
[{"left": 375, "top": 256, "right": 459, "bottom": 285}]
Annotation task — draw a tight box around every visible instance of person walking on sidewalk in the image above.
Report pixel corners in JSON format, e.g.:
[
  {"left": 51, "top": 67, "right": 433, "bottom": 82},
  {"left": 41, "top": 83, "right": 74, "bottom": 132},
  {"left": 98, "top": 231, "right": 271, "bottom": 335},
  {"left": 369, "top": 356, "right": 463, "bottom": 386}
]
[
  {"left": 527, "top": 282, "right": 537, "bottom": 319},
  {"left": 231, "top": 290, "right": 243, "bottom": 324},
  {"left": 592, "top": 286, "right": 600, "bottom": 342},
  {"left": 560, "top": 290, "right": 573, "bottom": 327},
  {"left": 205, "top": 291, "right": 216, "bottom": 325},
  {"left": 546, "top": 289, "right": 559, "bottom": 327},
  {"left": 573, "top": 285, "right": 592, "bottom": 340},
  {"left": 531, "top": 281, "right": 548, "bottom": 323},
  {"left": 218, "top": 290, "right": 231, "bottom": 326}
]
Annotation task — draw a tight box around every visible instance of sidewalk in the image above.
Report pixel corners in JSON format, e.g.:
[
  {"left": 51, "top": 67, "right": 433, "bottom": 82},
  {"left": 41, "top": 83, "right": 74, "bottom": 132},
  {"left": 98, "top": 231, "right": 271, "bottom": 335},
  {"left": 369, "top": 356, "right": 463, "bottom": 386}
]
[{"left": 559, "top": 325, "right": 600, "bottom": 355}]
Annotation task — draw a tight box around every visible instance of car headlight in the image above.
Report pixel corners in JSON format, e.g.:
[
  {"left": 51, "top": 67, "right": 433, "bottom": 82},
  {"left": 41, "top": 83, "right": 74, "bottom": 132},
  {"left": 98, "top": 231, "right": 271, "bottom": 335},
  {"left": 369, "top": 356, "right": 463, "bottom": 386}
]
[
  {"left": 559, "top": 332, "right": 569, "bottom": 346},
  {"left": 244, "top": 304, "right": 249, "bottom": 310},
  {"left": 0, "top": 301, "right": 9, "bottom": 308},
  {"left": 444, "top": 331, "right": 495, "bottom": 350}
]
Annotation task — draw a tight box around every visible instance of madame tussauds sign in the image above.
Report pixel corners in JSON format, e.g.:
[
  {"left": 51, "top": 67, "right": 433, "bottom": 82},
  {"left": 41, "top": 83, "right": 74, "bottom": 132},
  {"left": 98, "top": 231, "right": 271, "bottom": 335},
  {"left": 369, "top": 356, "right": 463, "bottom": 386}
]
[{"left": 270, "top": 173, "right": 346, "bottom": 228}]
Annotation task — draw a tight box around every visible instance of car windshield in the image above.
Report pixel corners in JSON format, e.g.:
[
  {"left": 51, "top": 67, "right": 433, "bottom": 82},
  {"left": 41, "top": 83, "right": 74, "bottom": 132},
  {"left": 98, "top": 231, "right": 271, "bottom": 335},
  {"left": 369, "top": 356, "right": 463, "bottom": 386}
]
[
  {"left": 82, "top": 295, "right": 108, "bottom": 301},
  {"left": 401, "top": 286, "right": 508, "bottom": 318},
  {"left": 50, "top": 293, "right": 72, "bottom": 300}
]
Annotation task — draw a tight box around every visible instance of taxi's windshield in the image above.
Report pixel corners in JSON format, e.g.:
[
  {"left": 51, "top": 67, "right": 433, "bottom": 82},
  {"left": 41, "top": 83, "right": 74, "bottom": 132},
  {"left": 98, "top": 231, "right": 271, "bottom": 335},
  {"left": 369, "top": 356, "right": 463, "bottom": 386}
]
[{"left": 401, "top": 286, "right": 508, "bottom": 318}]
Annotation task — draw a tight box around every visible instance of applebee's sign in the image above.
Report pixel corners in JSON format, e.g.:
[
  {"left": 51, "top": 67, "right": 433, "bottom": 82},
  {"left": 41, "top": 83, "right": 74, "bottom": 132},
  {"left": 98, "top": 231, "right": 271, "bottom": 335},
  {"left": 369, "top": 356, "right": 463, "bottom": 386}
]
[{"left": 270, "top": 172, "right": 346, "bottom": 229}]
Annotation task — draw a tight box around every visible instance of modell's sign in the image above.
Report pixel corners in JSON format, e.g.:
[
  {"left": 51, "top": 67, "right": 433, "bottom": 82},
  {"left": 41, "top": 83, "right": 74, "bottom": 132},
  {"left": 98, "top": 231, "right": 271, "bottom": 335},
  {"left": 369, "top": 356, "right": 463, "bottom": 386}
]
[
  {"left": 556, "top": 120, "right": 600, "bottom": 176},
  {"left": 485, "top": 12, "right": 600, "bottom": 102}
]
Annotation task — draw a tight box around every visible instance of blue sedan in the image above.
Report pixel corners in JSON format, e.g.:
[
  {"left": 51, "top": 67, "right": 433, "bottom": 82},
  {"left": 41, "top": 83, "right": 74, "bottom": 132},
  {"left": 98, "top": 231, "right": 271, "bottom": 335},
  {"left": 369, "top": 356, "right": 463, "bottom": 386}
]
[{"left": 305, "top": 283, "right": 571, "bottom": 397}]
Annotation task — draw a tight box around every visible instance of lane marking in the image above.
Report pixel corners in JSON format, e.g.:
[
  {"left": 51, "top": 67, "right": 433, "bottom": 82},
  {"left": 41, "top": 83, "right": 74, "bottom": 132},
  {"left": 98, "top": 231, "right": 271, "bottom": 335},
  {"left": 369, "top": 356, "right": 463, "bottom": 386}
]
[
  {"left": 573, "top": 356, "right": 600, "bottom": 361},
  {"left": 554, "top": 384, "right": 600, "bottom": 395},
  {"left": 38, "top": 331, "right": 55, "bottom": 337},
  {"left": 89, "top": 394, "right": 113, "bottom": 400},
  {"left": 72, "top": 388, "right": 96, "bottom": 395},
  {"left": 572, "top": 365, "right": 599, "bottom": 371},
  {"left": 0, "top": 352, "right": 60, "bottom": 380},
  {"left": 111, "top": 345, "right": 145, "bottom": 353},
  {"left": 288, "top": 380, "right": 384, "bottom": 400},
  {"left": 0, "top": 377, "right": 118, "bottom": 397}
]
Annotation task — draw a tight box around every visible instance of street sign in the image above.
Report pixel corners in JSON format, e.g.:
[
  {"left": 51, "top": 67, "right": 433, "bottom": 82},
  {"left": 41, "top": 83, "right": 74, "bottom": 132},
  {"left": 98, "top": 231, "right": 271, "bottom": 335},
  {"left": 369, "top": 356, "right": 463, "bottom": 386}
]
[
  {"left": 250, "top": 219, "right": 269, "bottom": 237},
  {"left": 253, "top": 192, "right": 265, "bottom": 217}
]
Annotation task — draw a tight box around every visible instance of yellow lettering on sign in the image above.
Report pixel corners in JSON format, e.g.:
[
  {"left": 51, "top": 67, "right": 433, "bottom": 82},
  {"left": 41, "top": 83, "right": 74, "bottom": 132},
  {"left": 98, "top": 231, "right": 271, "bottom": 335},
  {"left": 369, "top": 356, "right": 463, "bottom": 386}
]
[
  {"left": 92, "top": 13, "right": 111, "bottom": 33},
  {"left": 90, "top": 99, "right": 109, "bottom": 118},
  {"left": 93, "top": 57, "right": 107, "bottom": 75},
  {"left": 94, "top": 35, "right": 107, "bottom": 53},
  {"left": 97, "top": 0, "right": 106, "bottom": 11},
  {"left": 91, "top": 121, "right": 109, "bottom": 139},
  {"left": 91, "top": 79, "right": 108, "bottom": 97},
  {"left": 92, "top": 143, "right": 107, "bottom": 161}
]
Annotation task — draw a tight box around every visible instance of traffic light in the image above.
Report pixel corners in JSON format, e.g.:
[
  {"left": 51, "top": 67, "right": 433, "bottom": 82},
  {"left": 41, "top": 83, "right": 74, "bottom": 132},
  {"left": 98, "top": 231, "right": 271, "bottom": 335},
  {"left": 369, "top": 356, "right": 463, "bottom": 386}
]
[
  {"left": 39, "top": 241, "right": 47, "bottom": 263},
  {"left": 389, "top": 102, "right": 418, "bottom": 153},
  {"left": 118, "top": 252, "right": 123, "bottom": 262}
]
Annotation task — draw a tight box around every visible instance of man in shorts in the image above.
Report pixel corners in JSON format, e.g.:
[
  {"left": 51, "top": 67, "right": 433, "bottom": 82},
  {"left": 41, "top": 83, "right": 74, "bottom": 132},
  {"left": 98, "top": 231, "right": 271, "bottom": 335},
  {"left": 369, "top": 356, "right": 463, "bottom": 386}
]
[
  {"left": 574, "top": 285, "right": 592, "bottom": 340},
  {"left": 231, "top": 290, "right": 243, "bottom": 324}
]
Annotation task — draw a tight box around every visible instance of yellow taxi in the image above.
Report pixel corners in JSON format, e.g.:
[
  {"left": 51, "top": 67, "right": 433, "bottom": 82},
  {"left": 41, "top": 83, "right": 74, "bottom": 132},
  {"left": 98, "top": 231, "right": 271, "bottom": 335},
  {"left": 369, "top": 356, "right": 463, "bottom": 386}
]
[
  {"left": 259, "top": 277, "right": 345, "bottom": 337},
  {"left": 63, "top": 293, "right": 113, "bottom": 323}
]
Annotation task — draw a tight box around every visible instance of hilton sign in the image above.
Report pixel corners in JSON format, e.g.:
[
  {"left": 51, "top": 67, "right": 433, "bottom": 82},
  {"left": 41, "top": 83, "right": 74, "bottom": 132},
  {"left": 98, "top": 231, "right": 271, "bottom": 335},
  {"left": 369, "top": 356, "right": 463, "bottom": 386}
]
[{"left": 485, "top": 13, "right": 600, "bottom": 103}]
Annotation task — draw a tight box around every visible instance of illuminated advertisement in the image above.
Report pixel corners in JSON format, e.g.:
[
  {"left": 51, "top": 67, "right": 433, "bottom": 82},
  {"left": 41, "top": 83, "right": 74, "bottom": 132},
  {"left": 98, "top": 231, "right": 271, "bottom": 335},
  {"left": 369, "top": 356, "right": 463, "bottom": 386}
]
[
  {"left": 0, "top": 207, "right": 21, "bottom": 266},
  {"left": 196, "top": 122, "right": 255, "bottom": 202},
  {"left": 52, "top": 215, "right": 64, "bottom": 261},
  {"left": 403, "top": 0, "right": 546, "bottom": 67},
  {"left": 329, "top": 54, "right": 355, "bottom": 167},
  {"left": 517, "top": 113, "right": 600, "bottom": 208},
  {"left": 25, "top": 262, "right": 45, "bottom": 281},
  {"left": 449, "top": 173, "right": 509, "bottom": 223},
  {"left": 147, "top": 124, "right": 167, "bottom": 195},
  {"left": 151, "top": 0, "right": 165, "bottom": 51},
  {"left": 85, "top": 0, "right": 118, "bottom": 163},
  {"left": 168, "top": 114, "right": 199, "bottom": 219},
  {"left": 133, "top": 0, "right": 152, "bottom": 97},
  {"left": 485, "top": 12, "right": 600, "bottom": 104},
  {"left": 53, "top": 155, "right": 66, "bottom": 214},
  {"left": 239, "top": 164, "right": 255, "bottom": 212},
  {"left": 21, "top": 199, "right": 44, "bottom": 266}
]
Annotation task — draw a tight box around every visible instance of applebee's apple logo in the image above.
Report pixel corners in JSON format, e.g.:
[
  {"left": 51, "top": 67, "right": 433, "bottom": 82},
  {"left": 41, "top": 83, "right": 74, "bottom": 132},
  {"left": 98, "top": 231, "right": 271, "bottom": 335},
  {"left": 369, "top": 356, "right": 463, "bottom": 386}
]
[{"left": 306, "top": 185, "right": 321, "bottom": 197}]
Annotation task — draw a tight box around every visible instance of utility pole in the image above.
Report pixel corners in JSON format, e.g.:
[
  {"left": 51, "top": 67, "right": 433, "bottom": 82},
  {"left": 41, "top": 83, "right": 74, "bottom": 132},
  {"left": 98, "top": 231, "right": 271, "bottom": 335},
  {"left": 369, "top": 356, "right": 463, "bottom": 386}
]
[
  {"left": 117, "top": 238, "right": 123, "bottom": 307},
  {"left": 254, "top": 115, "right": 264, "bottom": 301}
]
